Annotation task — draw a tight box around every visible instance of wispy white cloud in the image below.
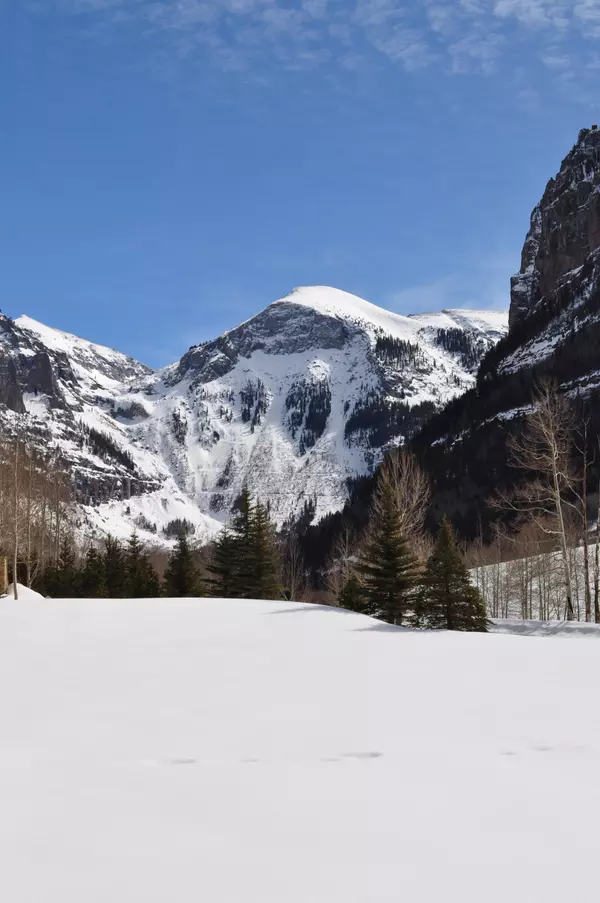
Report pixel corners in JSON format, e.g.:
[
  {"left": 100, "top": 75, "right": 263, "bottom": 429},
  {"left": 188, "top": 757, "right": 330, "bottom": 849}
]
[
  {"left": 388, "top": 254, "right": 516, "bottom": 314},
  {"left": 42, "top": 1, "right": 600, "bottom": 92}
]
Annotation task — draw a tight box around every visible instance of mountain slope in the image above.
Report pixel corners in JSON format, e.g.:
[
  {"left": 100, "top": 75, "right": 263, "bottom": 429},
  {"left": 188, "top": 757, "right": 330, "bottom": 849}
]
[
  {"left": 134, "top": 287, "right": 506, "bottom": 527},
  {"left": 0, "top": 288, "right": 507, "bottom": 541}
]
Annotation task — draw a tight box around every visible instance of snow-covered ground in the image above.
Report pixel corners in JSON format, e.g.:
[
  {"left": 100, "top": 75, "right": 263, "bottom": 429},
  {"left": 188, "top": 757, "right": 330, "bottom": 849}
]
[
  {"left": 491, "top": 618, "right": 600, "bottom": 637},
  {"left": 1, "top": 597, "right": 597, "bottom": 902}
]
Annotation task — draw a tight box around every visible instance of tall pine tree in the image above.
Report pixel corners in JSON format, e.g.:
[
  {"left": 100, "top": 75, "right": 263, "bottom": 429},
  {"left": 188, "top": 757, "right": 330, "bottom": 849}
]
[
  {"left": 208, "top": 490, "right": 281, "bottom": 600},
  {"left": 356, "top": 477, "right": 418, "bottom": 625},
  {"left": 248, "top": 501, "right": 281, "bottom": 600},
  {"left": 338, "top": 573, "right": 365, "bottom": 613},
  {"left": 416, "top": 517, "right": 488, "bottom": 632},
  {"left": 163, "top": 532, "right": 201, "bottom": 597},
  {"left": 103, "top": 536, "right": 127, "bottom": 598},
  {"left": 125, "top": 533, "right": 161, "bottom": 598},
  {"left": 207, "top": 527, "right": 238, "bottom": 598},
  {"left": 56, "top": 536, "right": 78, "bottom": 597},
  {"left": 80, "top": 546, "right": 106, "bottom": 598},
  {"left": 227, "top": 486, "right": 256, "bottom": 597}
]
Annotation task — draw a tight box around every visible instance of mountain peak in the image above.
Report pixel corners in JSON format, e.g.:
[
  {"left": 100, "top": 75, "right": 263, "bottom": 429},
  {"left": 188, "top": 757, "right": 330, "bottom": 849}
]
[
  {"left": 1, "top": 290, "right": 508, "bottom": 543},
  {"left": 274, "top": 285, "right": 424, "bottom": 342}
]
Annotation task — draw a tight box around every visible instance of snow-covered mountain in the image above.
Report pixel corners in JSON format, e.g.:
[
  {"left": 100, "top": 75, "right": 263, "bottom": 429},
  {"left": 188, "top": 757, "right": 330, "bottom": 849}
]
[{"left": 0, "top": 287, "right": 507, "bottom": 542}]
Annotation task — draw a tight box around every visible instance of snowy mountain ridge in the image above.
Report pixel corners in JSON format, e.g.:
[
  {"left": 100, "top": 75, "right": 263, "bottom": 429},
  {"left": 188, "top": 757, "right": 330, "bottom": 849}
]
[{"left": 0, "top": 287, "right": 508, "bottom": 544}]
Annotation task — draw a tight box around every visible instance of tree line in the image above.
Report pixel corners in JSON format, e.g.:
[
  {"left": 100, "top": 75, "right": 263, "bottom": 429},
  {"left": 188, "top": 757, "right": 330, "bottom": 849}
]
[
  {"left": 8, "top": 486, "right": 284, "bottom": 602},
  {"left": 1, "top": 437, "right": 486, "bottom": 633}
]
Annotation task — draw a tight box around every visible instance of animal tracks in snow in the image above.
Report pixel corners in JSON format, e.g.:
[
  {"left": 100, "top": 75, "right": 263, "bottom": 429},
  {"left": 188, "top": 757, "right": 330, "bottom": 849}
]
[{"left": 145, "top": 751, "right": 384, "bottom": 768}]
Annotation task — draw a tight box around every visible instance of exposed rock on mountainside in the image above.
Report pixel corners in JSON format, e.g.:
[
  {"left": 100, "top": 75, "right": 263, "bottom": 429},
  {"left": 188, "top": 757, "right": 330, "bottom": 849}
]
[
  {"left": 510, "top": 125, "right": 600, "bottom": 328},
  {"left": 404, "top": 126, "right": 600, "bottom": 537},
  {"left": 0, "top": 289, "right": 507, "bottom": 543}
]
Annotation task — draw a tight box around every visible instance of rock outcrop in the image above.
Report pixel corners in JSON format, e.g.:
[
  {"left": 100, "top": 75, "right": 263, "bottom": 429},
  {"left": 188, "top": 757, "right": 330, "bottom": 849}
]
[
  {"left": 401, "top": 126, "right": 600, "bottom": 540},
  {"left": 510, "top": 125, "right": 600, "bottom": 328}
]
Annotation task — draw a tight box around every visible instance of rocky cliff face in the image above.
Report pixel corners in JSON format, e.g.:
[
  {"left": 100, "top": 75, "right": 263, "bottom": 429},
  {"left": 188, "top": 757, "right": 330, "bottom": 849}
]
[
  {"left": 510, "top": 125, "right": 600, "bottom": 328},
  {"left": 0, "top": 290, "right": 507, "bottom": 544},
  {"left": 402, "top": 126, "right": 600, "bottom": 540}
]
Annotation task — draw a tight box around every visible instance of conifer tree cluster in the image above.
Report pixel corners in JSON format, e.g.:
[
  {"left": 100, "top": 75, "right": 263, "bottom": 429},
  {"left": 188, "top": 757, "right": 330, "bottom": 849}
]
[
  {"left": 415, "top": 518, "right": 488, "bottom": 632},
  {"left": 39, "top": 533, "right": 162, "bottom": 599},
  {"left": 338, "top": 469, "right": 487, "bottom": 632},
  {"left": 31, "top": 492, "right": 282, "bottom": 602},
  {"left": 163, "top": 533, "right": 202, "bottom": 597},
  {"left": 208, "top": 487, "right": 281, "bottom": 599}
]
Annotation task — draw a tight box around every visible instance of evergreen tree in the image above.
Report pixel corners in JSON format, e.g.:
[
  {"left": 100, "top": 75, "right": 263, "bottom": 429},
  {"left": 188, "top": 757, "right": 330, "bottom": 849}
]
[
  {"left": 80, "top": 546, "right": 106, "bottom": 598},
  {"left": 227, "top": 486, "right": 256, "bottom": 597},
  {"left": 416, "top": 517, "right": 488, "bottom": 632},
  {"left": 163, "top": 533, "right": 201, "bottom": 597},
  {"left": 39, "top": 561, "right": 60, "bottom": 599},
  {"left": 338, "top": 573, "right": 365, "bottom": 613},
  {"left": 208, "top": 490, "right": 281, "bottom": 600},
  {"left": 125, "top": 533, "right": 161, "bottom": 598},
  {"left": 247, "top": 500, "right": 281, "bottom": 600},
  {"left": 356, "top": 478, "right": 418, "bottom": 625},
  {"left": 103, "top": 535, "right": 126, "bottom": 598},
  {"left": 206, "top": 528, "right": 238, "bottom": 598},
  {"left": 53, "top": 536, "right": 78, "bottom": 597}
]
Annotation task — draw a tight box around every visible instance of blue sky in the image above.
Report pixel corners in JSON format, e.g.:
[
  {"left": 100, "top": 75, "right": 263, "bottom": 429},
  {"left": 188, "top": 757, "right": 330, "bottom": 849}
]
[{"left": 2, "top": 1, "right": 600, "bottom": 366}]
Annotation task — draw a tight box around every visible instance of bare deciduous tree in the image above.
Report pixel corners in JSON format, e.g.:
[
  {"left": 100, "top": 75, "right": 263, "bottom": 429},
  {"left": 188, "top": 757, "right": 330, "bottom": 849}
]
[
  {"left": 375, "top": 449, "right": 431, "bottom": 560},
  {"left": 281, "top": 530, "right": 307, "bottom": 602},
  {"left": 12, "top": 433, "right": 20, "bottom": 600},
  {"left": 0, "top": 434, "right": 74, "bottom": 595},
  {"left": 494, "top": 380, "right": 578, "bottom": 619},
  {"left": 326, "top": 524, "right": 356, "bottom": 601}
]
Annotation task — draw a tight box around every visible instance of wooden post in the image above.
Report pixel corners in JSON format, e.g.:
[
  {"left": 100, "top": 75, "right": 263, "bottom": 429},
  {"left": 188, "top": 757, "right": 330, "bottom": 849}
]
[{"left": 0, "top": 556, "right": 8, "bottom": 595}]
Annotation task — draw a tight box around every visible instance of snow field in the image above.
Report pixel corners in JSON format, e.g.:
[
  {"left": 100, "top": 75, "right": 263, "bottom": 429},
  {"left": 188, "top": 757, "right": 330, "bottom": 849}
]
[{"left": 1, "top": 597, "right": 597, "bottom": 902}]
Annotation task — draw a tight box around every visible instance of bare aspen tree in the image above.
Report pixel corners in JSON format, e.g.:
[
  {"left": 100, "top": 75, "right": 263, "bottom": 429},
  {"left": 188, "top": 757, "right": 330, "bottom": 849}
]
[
  {"left": 282, "top": 530, "right": 307, "bottom": 602},
  {"left": 0, "top": 434, "right": 73, "bottom": 595},
  {"left": 0, "top": 441, "right": 5, "bottom": 552},
  {"left": 375, "top": 449, "right": 431, "bottom": 561},
  {"left": 572, "top": 419, "right": 594, "bottom": 621},
  {"left": 35, "top": 456, "right": 49, "bottom": 585},
  {"left": 12, "top": 433, "right": 20, "bottom": 599},
  {"left": 497, "top": 380, "right": 577, "bottom": 620},
  {"left": 24, "top": 445, "right": 35, "bottom": 588},
  {"left": 326, "top": 524, "right": 356, "bottom": 600}
]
